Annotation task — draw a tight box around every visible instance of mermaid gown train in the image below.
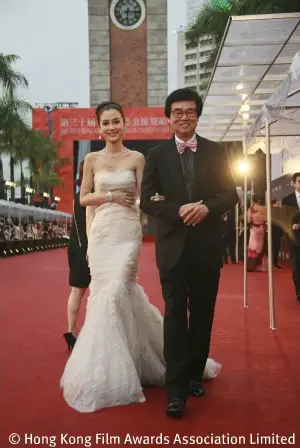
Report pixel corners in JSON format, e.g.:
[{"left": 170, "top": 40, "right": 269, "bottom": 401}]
[{"left": 60, "top": 171, "right": 221, "bottom": 412}]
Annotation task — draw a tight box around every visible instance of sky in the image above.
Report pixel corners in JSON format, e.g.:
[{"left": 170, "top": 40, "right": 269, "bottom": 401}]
[
  {"left": 0, "top": 0, "right": 187, "bottom": 188},
  {"left": 0, "top": 0, "right": 285, "bottom": 179},
  {"left": 0, "top": 0, "right": 91, "bottom": 187},
  {"left": 0, "top": 0, "right": 186, "bottom": 102},
  {"left": 167, "top": 0, "right": 187, "bottom": 92},
  {"left": 0, "top": 0, "right": 90, "bottom": 107}
]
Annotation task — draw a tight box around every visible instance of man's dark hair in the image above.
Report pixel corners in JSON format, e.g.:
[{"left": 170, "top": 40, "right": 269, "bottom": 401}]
[
  {"left": 95, "top": 101, "right": 125, "bottom": 125},
  {"left": 293, "top": 172, "right": 300, "bottom": 183},
  {"left": 165, "top": 88, "right": 203, "bottom": 118},
  {"left": 252, "top": 194, "right": 262, "bottom": 204}
]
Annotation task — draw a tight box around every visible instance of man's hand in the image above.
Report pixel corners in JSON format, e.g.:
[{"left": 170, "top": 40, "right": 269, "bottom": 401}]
[
  {"left": 292, "top": 224, "right": 300, "bottom": 231},
  {"left": 179, "top": 201, "right": 209, "bottom": 226}
]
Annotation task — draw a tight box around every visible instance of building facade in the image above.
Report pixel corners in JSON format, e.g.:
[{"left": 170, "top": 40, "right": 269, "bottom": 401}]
[
  {"left": 176, "top": 0, "right": 213, "bottom": 96},
  {"left": 177, "top": 30, "right": 214, "bottom": 96},
  {"left": 88, "top": 0, "right": 168, "bottom": 107}
]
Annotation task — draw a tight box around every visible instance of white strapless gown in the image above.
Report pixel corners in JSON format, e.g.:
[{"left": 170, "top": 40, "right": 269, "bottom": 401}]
[{"left": 60, "top": 171, "right": 221, "bottom": 412}]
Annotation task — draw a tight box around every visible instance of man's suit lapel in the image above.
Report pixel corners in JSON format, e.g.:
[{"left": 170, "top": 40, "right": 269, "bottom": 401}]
[
  {"left": 290, "top": 193, "right": 299, "bottom": 210},
  {"left": 166, "top": 137, "right": 189, "bottom": 202},
  {"left": 293, "top": 193, "right": 299, "bottom": 210}
]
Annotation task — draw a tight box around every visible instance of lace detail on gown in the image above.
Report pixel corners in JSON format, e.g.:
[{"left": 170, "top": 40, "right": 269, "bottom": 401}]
[{"left": 60, "top": 171, "right": 221, "bottom": 412}]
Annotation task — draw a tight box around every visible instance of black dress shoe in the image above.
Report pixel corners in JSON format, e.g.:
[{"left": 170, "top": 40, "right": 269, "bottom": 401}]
[
  {"left": 166, "top": 398, "right": 186, "bottom": 418},
  {"left": 190, "top": 380, "right": 205, "bottom": 397},
  {"left": 63, "top": 332, "right": 77, "bottom": 350}
]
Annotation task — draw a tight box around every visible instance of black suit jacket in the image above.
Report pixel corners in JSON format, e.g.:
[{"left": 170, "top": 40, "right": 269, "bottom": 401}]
[
  {"left": 281, "top": 192, "right": 300, "bottom": 246},
  {"left": 140, "top": 134, "right": 238, "bottom": 272}
]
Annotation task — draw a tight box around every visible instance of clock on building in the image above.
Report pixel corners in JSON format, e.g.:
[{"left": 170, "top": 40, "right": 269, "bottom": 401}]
[{"left": 110, "top": 0, "right": 146, "bottom": 30}]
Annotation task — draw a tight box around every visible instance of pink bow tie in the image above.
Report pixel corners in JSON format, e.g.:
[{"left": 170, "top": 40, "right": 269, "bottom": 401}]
[{"left": 176, "top": 140, "right": 197, "bottom": 155}]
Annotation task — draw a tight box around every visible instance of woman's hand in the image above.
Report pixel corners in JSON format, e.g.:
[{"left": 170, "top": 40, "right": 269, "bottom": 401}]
[
  {"left": 150, "top": 192, "right": 165, "bottom": 202},
  {"left": 112, "top": 189, "right": 136, "bottom": 208}
]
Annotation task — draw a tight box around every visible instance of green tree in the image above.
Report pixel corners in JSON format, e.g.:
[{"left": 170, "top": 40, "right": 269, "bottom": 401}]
[
  {"left": 0, "top": 53, "right": 68, "bottom": 204},
  {"left": 0, "top": 53, "right": 28, "bottom": 94},
  {"left": 0, "top": 93, "right": 32, "bottom": 200},
  {"left": 22, "top": 130, "right": 69, "bottom": 204},
  {"left": 0, "top": 53, "right": 29, "bottom": 200},
  {"left": 0, "top": 92, "right": 68, "bottom": 203}
]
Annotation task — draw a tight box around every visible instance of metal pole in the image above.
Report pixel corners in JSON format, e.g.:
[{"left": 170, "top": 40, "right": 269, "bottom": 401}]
[
  {"left": 235, "top": 202, "right": 239, "bottom": 263},
  {"left": 243, "top": 137, "right": 248, "bottom": 308},
  {"left": 265, "top": 119, "right": 276, "bottom": 330}
]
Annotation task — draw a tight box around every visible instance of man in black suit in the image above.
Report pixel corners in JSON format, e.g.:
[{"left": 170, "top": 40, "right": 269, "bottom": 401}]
[
  {"left": 282, "top": 172, "right": 300, "bottom": 302},
  {"left": 140, "top": 88, "right": 238, "bottom": 418},
  {"left": 271, "top": 199, "right": 283, "bottom": 269},
  {"left": 222, "top": 208, "right": 237, "bottom": 264}
]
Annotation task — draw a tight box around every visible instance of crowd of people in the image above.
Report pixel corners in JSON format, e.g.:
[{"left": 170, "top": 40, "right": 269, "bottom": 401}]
[
  {"left": 0, "top": 216, "right": 71, "bottom": 256},
  {"left": 221, "top": 198, "right": 292, "bottom": 272},
  {"left": 0, "top": 216, "right": 70, "bottom": 241}
]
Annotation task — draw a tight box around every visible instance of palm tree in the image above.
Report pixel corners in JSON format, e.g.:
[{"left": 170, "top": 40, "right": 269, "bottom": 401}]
[
  {"left": 186, "top": 0, "right": 300, "bottom": 68},
  {"left": 0, "top": 53, "right": 29, "bottom": 200},
  {"left": 22, "top": 130, "right": 69, "bottom": 203},
  {"left": 0, "top": 53, "right": 28, "bottom": 94},
  {"left": 0, "top": 53, "right": 68, "bottom": 205},
  {"left": 0, "top": 93, "right": 32, "bottom": 201},
  {"left": 1, "top": 117, "right": 69, "bottom": 204}
]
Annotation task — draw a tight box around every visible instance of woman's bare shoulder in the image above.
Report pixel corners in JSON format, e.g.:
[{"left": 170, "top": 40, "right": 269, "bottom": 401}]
[{"left": 129, "top": 150, "right": 145, "bottom": 161}]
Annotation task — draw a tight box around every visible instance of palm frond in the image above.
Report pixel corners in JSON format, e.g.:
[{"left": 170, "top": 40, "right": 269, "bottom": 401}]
[
  {"left": 186, "top": 5, "right": 230, "bottom": 43},
  {"left": 0, "top": 53, "right": 28, "bottom": 94},
  {"left": 30, "top": 172, "right": 63, "bottom": 191},
  {"left": 0, "top": 93, "right": 32, "bottom": 131}
]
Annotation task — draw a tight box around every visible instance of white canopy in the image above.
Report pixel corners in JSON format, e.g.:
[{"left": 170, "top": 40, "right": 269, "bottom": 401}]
[
  {"left": 0, "top": 200, "right": 72, "bottom": 220},
  {"left": 237, "top": 25, "right": 300, "bottom": 332},
  {"left": 245, "top": 50, "right": 300, "bottom": 152},
  {"left": 197, "top": 13, "right": 300, "bottom": 145},
  {"left": 197, "top": 13, "right": 300, "bottom": 331}
]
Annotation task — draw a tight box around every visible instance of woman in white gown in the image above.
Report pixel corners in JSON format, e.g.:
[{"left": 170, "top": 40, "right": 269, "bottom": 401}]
[{"left": 60, "top": 101, "right": 221, "bottom": 413}]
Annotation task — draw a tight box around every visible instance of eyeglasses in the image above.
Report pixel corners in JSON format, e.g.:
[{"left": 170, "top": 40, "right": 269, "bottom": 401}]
[{"left": 171, "top": 108, "right": 197, "bottom": 119}]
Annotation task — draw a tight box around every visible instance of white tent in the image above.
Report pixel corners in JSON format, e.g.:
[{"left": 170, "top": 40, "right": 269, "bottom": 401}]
[
  {"left": 0, "top": 200, "right": 72, "bottom": 221},
  {"left": 198, "top": 13, "right": 300, "bottom": 330},
  {"left": 243, "top": 50, "right": 300, "bottom": 330},
  {"left": 197, "top": 13, "right": 300, "bottom": 144}
]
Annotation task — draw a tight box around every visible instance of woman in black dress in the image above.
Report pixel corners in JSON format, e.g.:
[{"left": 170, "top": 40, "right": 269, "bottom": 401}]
[{"left": 63, "top": 161, "right": 91, "bottom": 350}]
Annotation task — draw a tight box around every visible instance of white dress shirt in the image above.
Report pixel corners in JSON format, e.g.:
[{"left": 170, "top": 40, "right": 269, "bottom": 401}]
[{"left": 296, "top": 191, "right": 300, "bottom": 210}]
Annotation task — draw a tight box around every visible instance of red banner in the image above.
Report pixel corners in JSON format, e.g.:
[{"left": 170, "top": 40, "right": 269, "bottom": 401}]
[
  {"left": 32, "top": 107, "right": 171, "bottom": 213},
  {"left": 33, "top": 107, "right": 171, "bottom": 141}
]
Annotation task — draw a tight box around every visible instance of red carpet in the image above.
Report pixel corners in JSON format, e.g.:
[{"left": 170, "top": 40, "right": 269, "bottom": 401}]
[{"left": 1, "top": 244, "right": 299, "bottom": 447}]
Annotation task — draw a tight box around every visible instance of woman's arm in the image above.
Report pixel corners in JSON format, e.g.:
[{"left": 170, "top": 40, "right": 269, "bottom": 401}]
[
  {"left": 247, "top": 208, "right": 252, "bottom": 224},
  {"left": 80, "top": 153, "right": 107, "bottom": 207},
  {"left": 80, "top": 153, "right": 135, "bottom": 208},
  {"left": 140, "top": 149, "right": 181, "bottom": 224}
]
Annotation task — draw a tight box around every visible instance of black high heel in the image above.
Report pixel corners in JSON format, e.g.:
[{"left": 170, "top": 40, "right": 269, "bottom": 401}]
[{"left": 63, "top": 332, "right": 77, "bottom": 350}]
